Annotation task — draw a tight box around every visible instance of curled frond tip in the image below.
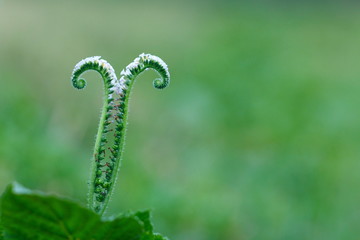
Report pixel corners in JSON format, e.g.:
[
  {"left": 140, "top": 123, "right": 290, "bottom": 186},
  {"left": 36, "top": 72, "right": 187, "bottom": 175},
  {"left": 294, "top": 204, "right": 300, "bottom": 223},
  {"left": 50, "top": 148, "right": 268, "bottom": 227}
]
[
  {"left": 119, "top": 53, "right": 170, "bottom": 90},
  {"left": 71, "top": 56, "right": 118, "bottom": 90}
]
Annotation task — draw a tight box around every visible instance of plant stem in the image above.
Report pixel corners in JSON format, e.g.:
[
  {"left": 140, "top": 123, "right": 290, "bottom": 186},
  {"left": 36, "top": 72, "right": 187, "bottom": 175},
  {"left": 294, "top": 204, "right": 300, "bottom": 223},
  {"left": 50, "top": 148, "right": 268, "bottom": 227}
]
[{"left": 71, "top": 54, "right": 170, "bottom": 215}]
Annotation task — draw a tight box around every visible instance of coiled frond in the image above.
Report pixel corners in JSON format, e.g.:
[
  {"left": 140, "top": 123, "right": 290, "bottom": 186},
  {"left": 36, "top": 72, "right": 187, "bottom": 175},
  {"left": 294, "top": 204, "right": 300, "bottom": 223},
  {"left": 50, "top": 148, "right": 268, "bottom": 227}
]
[{"left": 71, "top": 53, "right": 170, "bottom": 215}]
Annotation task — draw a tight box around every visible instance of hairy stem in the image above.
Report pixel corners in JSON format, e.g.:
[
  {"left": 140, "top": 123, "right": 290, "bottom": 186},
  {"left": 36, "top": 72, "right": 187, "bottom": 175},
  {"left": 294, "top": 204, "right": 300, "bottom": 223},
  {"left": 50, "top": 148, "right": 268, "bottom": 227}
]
[{"left": 71, "top": 54, "right": 170, "bottom": 215}]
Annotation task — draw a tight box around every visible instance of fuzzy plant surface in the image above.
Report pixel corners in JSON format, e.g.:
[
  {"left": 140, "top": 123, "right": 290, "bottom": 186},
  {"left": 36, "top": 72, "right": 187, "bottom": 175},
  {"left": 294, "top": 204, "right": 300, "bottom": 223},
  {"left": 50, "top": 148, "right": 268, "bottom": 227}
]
[{"left": 0, "top": 53, "right": 170, "bottom": 239}]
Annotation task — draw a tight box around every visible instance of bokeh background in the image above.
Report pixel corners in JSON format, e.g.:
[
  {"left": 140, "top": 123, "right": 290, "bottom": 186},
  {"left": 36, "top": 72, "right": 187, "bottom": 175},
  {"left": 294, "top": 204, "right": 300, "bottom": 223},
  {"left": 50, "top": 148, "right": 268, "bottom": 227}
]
[{"left": 1, "top": 0, "right": 360, "bottom": 239}]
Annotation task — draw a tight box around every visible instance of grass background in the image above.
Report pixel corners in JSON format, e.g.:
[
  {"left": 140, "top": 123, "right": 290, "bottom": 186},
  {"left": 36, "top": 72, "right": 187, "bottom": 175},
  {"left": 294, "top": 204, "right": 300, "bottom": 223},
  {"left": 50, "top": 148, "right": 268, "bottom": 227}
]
[{"left": 1, "top": 0, "right": 360, "bottom": 239}]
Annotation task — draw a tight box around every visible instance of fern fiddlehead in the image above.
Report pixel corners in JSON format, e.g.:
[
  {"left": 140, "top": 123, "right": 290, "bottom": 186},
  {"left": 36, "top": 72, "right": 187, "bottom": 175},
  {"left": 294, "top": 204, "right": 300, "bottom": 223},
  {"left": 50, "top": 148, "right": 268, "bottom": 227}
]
[{"left": 71, "top": 53, "right": 170, "bottom": 215}]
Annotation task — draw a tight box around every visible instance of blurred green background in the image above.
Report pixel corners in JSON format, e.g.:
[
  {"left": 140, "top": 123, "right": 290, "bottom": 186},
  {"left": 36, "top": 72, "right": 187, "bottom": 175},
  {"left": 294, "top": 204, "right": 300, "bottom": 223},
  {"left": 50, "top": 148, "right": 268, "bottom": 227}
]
[{"left": 1, "top": 0, "right": 360, "bottom": 239}]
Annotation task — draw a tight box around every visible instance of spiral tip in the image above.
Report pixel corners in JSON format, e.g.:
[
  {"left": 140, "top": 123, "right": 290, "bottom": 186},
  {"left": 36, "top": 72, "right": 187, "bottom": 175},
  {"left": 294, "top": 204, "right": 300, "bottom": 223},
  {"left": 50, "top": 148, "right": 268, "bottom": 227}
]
[
  {"left": 71, "top": 56, "right": 117, "bottom": 91},
  {"left": 153, "top": 78, "right": 168, "bottom": 89},
  {"left": 73, "top": 78, "right": 86, "bottom": 89}
]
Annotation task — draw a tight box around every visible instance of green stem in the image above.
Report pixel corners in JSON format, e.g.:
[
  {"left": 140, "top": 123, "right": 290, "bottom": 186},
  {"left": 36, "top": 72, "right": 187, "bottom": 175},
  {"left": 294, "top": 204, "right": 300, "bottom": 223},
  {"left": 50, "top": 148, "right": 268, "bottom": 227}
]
[
  {"left": 88, "top": 93, "right": 108, "bottom": 209},
  {"left": 71, "top": 54, "right": 170, "bottom": 215},
  {"left": 98, "top": 78, "right": 133, "bottom": 216}
]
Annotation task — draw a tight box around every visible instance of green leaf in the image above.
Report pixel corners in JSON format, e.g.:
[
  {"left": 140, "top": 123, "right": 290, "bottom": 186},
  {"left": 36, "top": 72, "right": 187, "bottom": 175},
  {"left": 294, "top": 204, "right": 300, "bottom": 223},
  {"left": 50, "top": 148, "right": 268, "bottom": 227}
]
[
  {"left": 0, "top": 183, "right": 145, "bottom": 240},
  {"left": 135, "top": 210, "right": 153, "bottom": 233},
  {"left": 0, "top": 223, "right": 4, "bottom": 240},
  {"left": 135, "top": 210, "right": 169, "bottom": 240},
  {"left": 0, "top": 202, "right": 3, "bottom": 240},
  {"left": 153, "top": 234, "right": 169, "bottom": 240}
]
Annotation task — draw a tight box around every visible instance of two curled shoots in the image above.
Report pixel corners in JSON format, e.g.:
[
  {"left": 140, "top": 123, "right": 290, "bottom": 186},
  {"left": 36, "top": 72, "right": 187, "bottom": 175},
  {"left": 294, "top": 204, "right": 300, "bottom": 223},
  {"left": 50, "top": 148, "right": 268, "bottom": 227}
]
[{"left": 71, "top": 53, "right": 170, "bottom": 215}]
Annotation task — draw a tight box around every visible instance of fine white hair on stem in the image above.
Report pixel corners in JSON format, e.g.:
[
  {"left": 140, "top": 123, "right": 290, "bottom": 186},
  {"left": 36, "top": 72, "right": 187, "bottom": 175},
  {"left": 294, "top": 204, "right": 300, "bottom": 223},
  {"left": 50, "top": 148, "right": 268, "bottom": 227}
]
[{"left": 71, "top": 53, "right": 170, "bottom": 215}]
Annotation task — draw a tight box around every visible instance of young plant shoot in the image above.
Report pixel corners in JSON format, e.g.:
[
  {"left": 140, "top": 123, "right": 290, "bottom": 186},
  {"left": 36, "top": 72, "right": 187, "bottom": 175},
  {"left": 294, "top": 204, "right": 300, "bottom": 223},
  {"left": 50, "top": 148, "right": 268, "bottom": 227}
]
[{"left": 71, "top": 53, "right": 170, "bottom": 215}]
